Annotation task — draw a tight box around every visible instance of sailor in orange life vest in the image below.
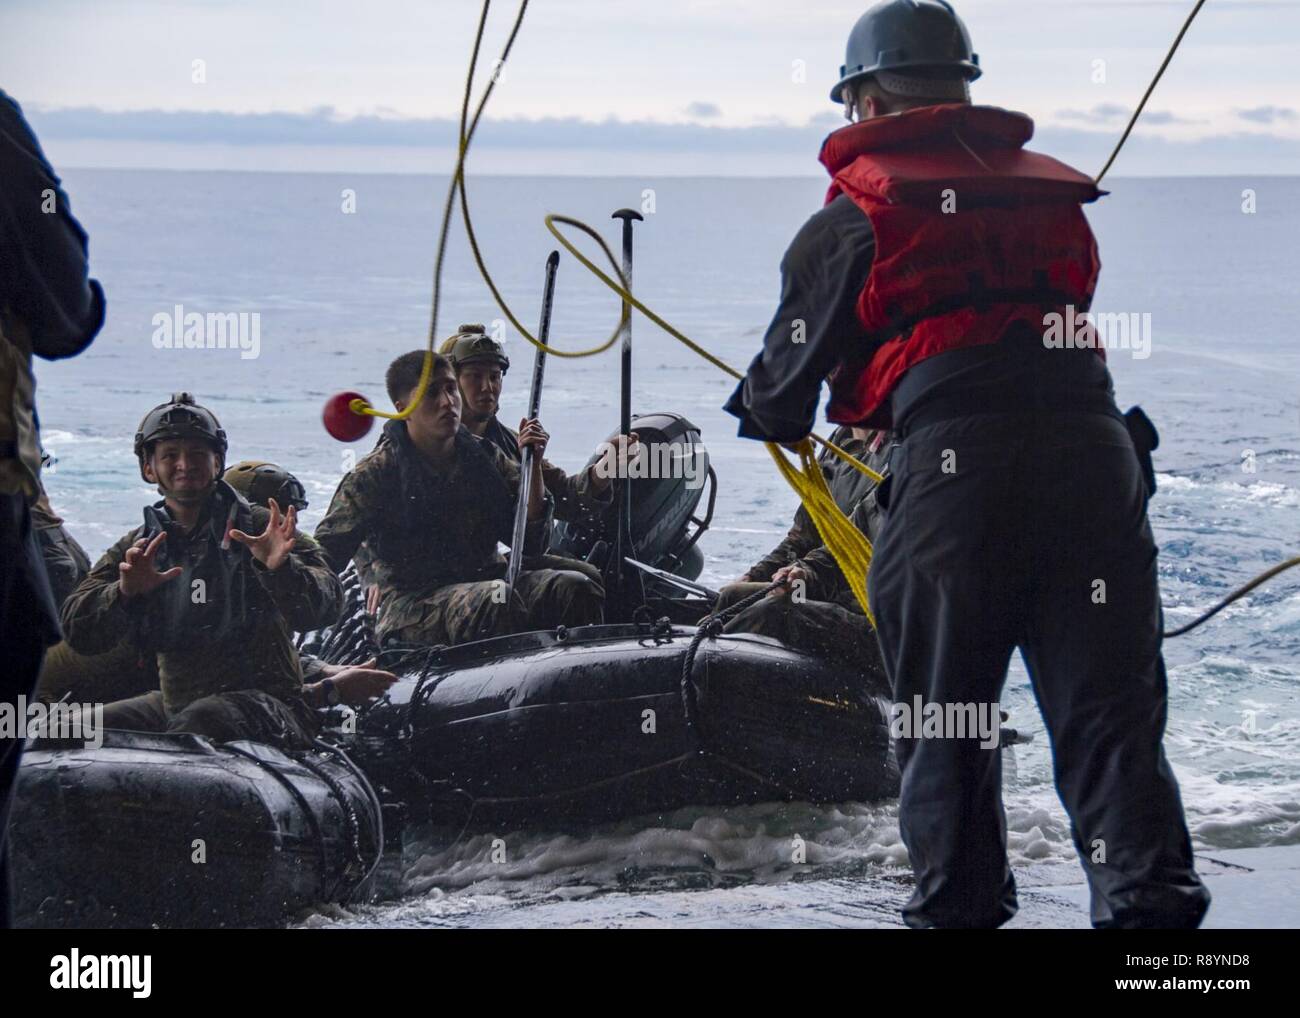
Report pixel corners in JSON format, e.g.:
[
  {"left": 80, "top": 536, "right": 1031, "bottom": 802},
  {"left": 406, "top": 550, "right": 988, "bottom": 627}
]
[{"left": 725, "top": 0, "right": 1210, "bottom": 929}]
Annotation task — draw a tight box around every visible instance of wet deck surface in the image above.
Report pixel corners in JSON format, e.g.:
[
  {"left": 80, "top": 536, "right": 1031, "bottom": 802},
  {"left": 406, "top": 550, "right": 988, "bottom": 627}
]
[{"left": 308, "top": 846, "right": 1300, "bottom": 928}]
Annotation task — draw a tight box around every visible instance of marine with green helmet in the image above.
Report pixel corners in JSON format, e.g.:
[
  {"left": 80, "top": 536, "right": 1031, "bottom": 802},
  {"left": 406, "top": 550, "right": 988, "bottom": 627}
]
[
  {"left": 223, "top": 460, "right": 309, "bottom": 512},
  {"left": 60, "top": 392, "right": 344, "bottom": 746},
  {"left": 440, "top": 323, "right": 624, "bottom": 529},
  {"left": 222, "top": 458, "right": 397, "bottom": 707}
]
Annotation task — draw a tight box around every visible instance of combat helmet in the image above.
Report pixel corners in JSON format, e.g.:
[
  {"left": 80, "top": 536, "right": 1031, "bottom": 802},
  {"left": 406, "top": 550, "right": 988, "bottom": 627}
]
[
  {"left": 133, "top": 392, "right": 228, "bottom": 482},
  {"left": 223, "top": 460, "right": 309, "bottom": 511},
  {"left": 440, "top": 323, "right": 509, "bottom": 374}
]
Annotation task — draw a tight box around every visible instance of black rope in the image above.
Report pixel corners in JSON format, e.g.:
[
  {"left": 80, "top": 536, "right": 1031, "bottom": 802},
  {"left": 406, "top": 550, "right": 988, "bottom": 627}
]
[
  {"left": 1164, "top": 554, "right": 1300, "bottom": 639},
  {"left": 312, "top": 738, "right": 386, "bottom": 895},
  {"left": 222, "top": 742, "right": 332, "bottom": 896},
  {"left": 1096, "top": 0, "right": 1208, "bottom": 185},
  {"left": 402, "top": 645, "right": 451, "bottom": 740},
  {"left": 294, "top": 751, "right": 365, "bottom": 883},
  {"left": 680, "top": 583, "right": 780, "bottom": 745}
]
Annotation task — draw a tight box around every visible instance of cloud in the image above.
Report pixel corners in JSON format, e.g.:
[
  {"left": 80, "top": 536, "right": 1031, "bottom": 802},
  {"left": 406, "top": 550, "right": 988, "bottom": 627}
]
[
  {"left": 684, "top": 101, "right": 721, "bottom": 119},
  {"left": 23, "top": 103, "right": 1300, "bottom": 176},
  {"left": 1057, "top": 104, "right": 1131, "bottom": 124},
  {"left": 806, "top": 110, "right": 844, "bottom": 128},
  {"left": 26, "top": 104, "right": 835, "bottom": 153},
  {"left": 1236, "top": 105, "right": 1298, "bottom": 124},
  {"left": 1055, "top": 105, "right": 1204, "bottom": 126},
  {"left": 1139, "top": 110, "right": 1207, "bottom": 126}
]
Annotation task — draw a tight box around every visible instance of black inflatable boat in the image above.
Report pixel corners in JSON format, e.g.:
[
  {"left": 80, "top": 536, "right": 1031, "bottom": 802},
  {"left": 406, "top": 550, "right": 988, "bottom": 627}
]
[
  {"left": 10, "top": 620, "right": 896, "bottom": 928},
  {"left": 10, "top": 411, "right": 900, "bottom": 927},
  {"left": 348, "top": 622, "right": 898, "bottom": 829},
  {"left": 12, "top": 732, "right": 383, "bottom": 928}
]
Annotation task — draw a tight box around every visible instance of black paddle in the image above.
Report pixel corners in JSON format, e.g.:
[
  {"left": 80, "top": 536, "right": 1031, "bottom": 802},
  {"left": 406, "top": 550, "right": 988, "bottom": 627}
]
[{"left": 506, "top": 250, "right": 559, "bottom": 596}]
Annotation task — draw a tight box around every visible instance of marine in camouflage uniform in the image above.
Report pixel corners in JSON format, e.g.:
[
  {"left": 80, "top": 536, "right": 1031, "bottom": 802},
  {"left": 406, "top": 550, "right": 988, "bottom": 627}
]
[
  {"left": 718, "top": 427, "right": 893, "bottom": 684},
  {"left": 441, "top": 324, "right": 613, "bottom": 529},
  {"left": 37, "top": 457, "right": 320, "bottom": 705},
  {"left": 60, "top": 394, "right": 343, "bottom": 747},
  {"left": 315, "top": 352, "right": 604, "bottom": 648}
]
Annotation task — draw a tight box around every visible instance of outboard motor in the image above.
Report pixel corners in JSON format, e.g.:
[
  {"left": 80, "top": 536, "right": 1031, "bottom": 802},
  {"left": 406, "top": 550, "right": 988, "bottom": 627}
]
[{"left": 552, "top": 411, "right": 714, "bottom": 583}]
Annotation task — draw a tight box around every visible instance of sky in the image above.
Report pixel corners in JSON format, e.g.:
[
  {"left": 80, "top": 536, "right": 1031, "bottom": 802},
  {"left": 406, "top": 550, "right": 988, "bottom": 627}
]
[{"left": 4, "top": 0, "right": 1299, "bottom": 176}]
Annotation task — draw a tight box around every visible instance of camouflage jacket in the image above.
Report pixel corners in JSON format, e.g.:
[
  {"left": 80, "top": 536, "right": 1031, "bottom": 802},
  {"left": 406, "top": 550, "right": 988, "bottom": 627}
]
[
  {"left": 477, "top": 414, "right": 612, "bottom": 526},
  {"left": 744, "top": 425, "right": 875, "bottom": 582},
  {"left": 314, "top": 420, "right": 553, "bottom": 600},
  {"left": 61, "top": 482, "right": 342, "bottom": 713}
]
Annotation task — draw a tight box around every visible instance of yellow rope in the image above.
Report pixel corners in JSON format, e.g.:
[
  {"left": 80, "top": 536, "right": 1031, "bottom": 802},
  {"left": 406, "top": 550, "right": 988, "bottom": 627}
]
[
  {"left": 539, "top": 213, "right": 881, "bottom": 621},
  {"left": 355, "top": 0, "right": 881, "bottom": 619},
  {"left": 358, "top": 0, "right": 1299, "bottom": 641},
  {"left": 768, "top": 441, "right": 876, "bottom": 627}
]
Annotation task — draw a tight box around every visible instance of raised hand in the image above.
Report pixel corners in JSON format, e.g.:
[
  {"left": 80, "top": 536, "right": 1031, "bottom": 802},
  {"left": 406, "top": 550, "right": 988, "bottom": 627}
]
[
  {"left": 118, "top": 532, "right": 183, "bottom": 600},
  {"left": 228, "top": 498, "right": 298, "bottom": 572}
]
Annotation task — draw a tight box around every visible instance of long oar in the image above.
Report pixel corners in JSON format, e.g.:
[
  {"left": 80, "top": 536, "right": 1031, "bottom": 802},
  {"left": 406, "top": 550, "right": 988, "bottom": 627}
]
[
  {"left": 609, "top": 209, "right": 643, "bottom": 613},
  {"left": 506, "top": 250, "right": 559, "bottom": 596}
]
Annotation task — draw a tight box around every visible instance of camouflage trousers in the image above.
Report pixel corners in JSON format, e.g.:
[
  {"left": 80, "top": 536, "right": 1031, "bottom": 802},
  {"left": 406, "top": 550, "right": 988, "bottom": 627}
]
[
  {"left": 36, "top": 639, "right": 158, "bottom": 705},
  {"left": 380, "top": 556, "right": 605, "bottom": 647},
  {"left": 717, "top": 581, "right": 886, "bottom": 690},
  {"left": 100, "top": 689, "right": 320, "bottom": 749}
]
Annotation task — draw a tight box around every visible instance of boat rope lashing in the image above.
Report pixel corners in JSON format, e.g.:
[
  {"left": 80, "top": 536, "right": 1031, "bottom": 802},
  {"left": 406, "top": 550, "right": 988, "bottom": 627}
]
[
  {"left": 678, "top": 585, "right": 841, "bottom": 800},
  {"left": 681, "top": 582, "right": 781, "bottom": 744},
  {"left": 431, "top": 751, "right": 703, "bottom": 849},
  {"left": 311, "top": 738, "right": 386, "bottom": 893},
  {"left": 297, "top": 739, "right": 385, "bottom": 899},
  {"left": 449, "top": 752, "right": 701, "bottom": 808},
  {"left": 402, "top": 644, "right": 452, "bottom": 740},
  {"left": 294, "top": 751, "right": 364, "bottom": 879},
  {"left": 222, "top": 742, "right": 333, "bottom": 897}
]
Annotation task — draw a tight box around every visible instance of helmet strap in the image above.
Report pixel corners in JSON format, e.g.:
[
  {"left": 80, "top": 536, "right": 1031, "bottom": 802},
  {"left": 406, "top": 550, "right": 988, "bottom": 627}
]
[{"left": 157, "top": 479, "right": 219, "bottom": 507}]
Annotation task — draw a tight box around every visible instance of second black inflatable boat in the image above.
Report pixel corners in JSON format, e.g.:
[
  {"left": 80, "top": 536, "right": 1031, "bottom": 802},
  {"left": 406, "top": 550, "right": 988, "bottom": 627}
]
[{"left": 347, "top": 620, "right": 899, "bottom": 829}]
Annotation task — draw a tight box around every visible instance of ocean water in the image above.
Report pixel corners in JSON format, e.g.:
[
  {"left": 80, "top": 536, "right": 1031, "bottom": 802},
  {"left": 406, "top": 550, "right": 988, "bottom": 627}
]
[{"left": 34, "top": 170, "right": 1300, "bottom": 926}]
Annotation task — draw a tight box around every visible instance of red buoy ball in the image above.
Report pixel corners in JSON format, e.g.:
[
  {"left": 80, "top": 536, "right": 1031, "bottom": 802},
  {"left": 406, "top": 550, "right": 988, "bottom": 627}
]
[{"left": 323, "top": 391, "right": 374, "bottom": 442}]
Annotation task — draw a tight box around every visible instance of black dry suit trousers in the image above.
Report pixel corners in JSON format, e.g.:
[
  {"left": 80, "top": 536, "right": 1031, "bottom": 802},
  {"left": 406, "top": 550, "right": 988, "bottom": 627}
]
[{"left": 867, "top": 410, "right": 1211, "bottom": 929}]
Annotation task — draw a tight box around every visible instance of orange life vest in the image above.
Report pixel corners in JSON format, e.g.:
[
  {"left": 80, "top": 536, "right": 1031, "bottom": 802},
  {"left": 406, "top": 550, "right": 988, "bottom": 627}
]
[{"left": 819, "top": 103, "right": 1105, "bottom": 426}]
